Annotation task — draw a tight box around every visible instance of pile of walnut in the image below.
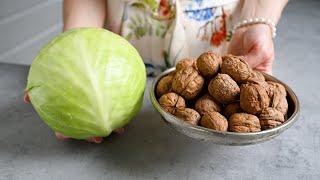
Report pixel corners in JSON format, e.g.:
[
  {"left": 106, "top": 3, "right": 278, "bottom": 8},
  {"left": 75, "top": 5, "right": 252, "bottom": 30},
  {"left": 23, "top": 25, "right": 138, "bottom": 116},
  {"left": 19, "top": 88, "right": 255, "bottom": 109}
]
[{"left": 156, "top": 52, "right": 288, "bottom": 133}]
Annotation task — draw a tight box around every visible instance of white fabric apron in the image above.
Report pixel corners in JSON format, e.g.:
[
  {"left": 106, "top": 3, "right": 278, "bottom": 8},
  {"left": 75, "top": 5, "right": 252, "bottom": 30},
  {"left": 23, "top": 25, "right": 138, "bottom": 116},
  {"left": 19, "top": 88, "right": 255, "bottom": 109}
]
[{"left": 106, "top": 0, "right": 240, "bottom": 75}]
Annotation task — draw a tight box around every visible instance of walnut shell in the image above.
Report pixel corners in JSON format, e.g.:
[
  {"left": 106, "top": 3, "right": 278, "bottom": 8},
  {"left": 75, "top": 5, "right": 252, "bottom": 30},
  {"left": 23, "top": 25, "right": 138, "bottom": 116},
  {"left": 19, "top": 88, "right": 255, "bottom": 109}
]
[
  {"left": 196, "top": 51, "right": 221, "bottom": 78},
  {"left": 174, "top": 108, "right": 201, "bottom": 125},
  {"left": 221, "top": 54, "right": 252, "bottom": 83},
  {"left": 172, "top": 67, "right": 204, "bottom": 100},
  {"left": 240, "top": 83, "right": 269, "bottom": 115},
  {"left": 167, "top": 71, "right": 176, "bottom": 77},
  {"left": 246, "top": 70, "right": 268, "bottom": 88},
  {"left": 176, "top": 58, "right": 198, "bottom": 71},
  {"left": 267, "top": 81, "right": 286, "bottom": 98},
  {"left": 208, "top": 73, "right": 240, "bottom": 104},
  {"left": 224, "top": 102, "right": 242, "bottom": 118},
  {"left": 270, "top": 94, "right": 288, "bottom": 115},
  {"left": 159, "top": 92, "right": 185, "bottom": 114},
  {"left": 267, "top": 81, "right": 288, "bottom": 115},
  {"left": 229, "top": 113, "right": 261, "bottom": 132},
  {"left": 156, "top": 74, "right": 174, "bottom": 97},
  {"left": 200, "top": 111, "right": 228, "bottom": 131},
  {"left": 259, "top": 107, "right": 285, "bottom": 130},
  {"left": 250, "top": 70, "right": 265, "bottom": 82},
  {"left": 195, "top": 94, "right": 221, "bottom": 115}
]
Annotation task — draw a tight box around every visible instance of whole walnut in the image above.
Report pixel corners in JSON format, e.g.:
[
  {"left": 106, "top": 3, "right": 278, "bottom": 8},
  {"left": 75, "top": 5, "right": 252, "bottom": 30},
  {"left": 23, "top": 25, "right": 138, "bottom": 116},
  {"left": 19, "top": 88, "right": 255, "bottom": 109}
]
[
  {"left": 246, "top": 70, "right": 268, "bottom": 88},
  {"left": 167, "top": 71, "right": 176, "bottom": 77},
  {"left": 195, "top": 94, "right": 222, "bottom": 115},
  {"left": 270, "top": 94, "right": 288, "bottom": 115},
  {"left": 267, "top": 81, "right": 288, "bottom": 115},
  {"left": 229, "top": 113, "right": 261, "bottom": 132},
  {"left": 221, "top": 54, "right": 252, "bottom": 83},
  {"left": 200, "top": 111, "right": 228, "bottom": 131},
  {"left": 156, "top": 74, "right": 174, "bottom": 97},
  {"left": 172, "top": 67, "right": 204, "bottom": 100},
  {"left": 267, "top": 81, "right": 287, "bottom": 98},
  {"left": 240, "top": 83, "right": 269, "bottom": 115},
  {"left": 224, "top": 102, "right": 242, "bottom": 118},
  {"left": 174, "top": 108, "right": 201, "bottom": 125},
  {"left": 208, "top": 73, "right": 240, "bottom": 104},
  {"left": 267, "top": 81, "right": 286, "bottom": 98},
  {"left": 159, "top": 92, "right": 185, "bottom": 114},
  {"left": 259, "top": 107, "right": 285, "bottom": 130},
  {"left": 196, "top": 51, "right": 221, "bottom": 78},
  {"left": 176, "top": 58, "right": 197, "bottom": 71},
  {"left": 250, "top": 70, "right": 265, "bottom": 82}
]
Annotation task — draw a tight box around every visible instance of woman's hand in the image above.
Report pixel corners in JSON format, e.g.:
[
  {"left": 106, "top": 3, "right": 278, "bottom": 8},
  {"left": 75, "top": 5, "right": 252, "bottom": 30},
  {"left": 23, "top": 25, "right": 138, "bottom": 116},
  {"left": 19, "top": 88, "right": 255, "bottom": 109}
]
[
  {"left": 230, "top": 0, "right": 289, "bottom": 74},
  {"left": 24, "top": 92, "right": 124, "bottom": 144},
  {"left": 228, "top": 24, "right": 274, "bottom": 74}
]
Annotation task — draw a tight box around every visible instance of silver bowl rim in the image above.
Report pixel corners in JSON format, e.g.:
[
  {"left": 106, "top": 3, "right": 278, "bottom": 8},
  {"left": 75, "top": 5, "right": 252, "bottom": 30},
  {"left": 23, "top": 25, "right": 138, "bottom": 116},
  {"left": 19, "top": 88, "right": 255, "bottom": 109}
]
[{"left": 150, "top": 67, "right": 300, "bottom": 137}]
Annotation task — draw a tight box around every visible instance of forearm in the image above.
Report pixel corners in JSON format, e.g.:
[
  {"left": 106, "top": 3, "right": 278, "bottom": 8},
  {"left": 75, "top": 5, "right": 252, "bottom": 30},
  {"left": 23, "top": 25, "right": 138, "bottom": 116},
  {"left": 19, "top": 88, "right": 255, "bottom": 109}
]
[
  {"left": 63, "top": 0, "right": 106, "bottom": 31},
  {"left": 239, "top": 0, "right": 288, "bottom": 24}
]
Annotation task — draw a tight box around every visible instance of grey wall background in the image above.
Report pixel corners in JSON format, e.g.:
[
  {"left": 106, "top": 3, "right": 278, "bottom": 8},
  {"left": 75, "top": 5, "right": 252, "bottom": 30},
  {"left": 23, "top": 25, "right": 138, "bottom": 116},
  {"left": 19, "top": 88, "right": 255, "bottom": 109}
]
[{"left": 0, "top": 0, "right": 62, "bottom": 65}]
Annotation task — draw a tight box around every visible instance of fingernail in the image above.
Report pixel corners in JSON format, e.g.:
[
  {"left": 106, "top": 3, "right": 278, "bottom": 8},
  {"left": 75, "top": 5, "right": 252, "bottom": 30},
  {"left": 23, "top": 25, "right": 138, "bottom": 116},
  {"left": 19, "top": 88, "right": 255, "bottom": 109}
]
[{"left": 23, "top": 92, "right": 30, "bottom": 103}]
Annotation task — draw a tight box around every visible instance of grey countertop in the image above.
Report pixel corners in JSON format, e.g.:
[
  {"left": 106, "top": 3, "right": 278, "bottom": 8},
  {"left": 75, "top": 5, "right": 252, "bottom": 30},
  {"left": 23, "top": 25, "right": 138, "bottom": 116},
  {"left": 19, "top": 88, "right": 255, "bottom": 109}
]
[{"left": 1, "top": 0, "right": 320, "bottom": 179}]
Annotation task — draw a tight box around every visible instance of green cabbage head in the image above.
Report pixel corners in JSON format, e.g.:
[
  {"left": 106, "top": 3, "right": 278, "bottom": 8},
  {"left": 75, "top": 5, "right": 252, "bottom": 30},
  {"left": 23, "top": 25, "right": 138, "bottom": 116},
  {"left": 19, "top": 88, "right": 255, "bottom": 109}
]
[{"left": 26, "top": 28, "right": 146, "bottom": 139}]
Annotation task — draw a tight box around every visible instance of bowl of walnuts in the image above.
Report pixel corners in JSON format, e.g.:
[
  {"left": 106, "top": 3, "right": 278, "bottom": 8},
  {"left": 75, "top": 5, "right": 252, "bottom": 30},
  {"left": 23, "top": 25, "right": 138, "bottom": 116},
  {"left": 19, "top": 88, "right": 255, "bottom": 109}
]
[{"left": 150, "top": 52, "right": 300, "bottom": 146}]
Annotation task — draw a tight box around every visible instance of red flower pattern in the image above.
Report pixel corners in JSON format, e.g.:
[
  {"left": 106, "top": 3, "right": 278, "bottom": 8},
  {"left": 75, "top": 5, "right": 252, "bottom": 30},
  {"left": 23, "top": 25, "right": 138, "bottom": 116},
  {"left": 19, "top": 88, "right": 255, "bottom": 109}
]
[
  {"left": 210, "top": 8, "right": 227, "bottom": 47},
  {"left": 159, "top": 0, "right": 170, "bottom": 17}
]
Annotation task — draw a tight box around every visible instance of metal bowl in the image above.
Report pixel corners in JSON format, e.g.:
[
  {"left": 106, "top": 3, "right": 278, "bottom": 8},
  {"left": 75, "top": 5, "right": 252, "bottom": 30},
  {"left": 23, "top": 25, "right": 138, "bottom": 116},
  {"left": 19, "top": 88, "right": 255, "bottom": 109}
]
[{"left": 150, "top": 68, "right": 300, "bottom": 146}]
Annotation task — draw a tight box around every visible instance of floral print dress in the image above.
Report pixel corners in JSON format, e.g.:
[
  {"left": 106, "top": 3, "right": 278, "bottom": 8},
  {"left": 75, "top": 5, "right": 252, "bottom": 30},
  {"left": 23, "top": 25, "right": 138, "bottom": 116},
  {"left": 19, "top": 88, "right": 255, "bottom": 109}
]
[{"left": 106, "top": 0, "right": 239, "bottom": 76}]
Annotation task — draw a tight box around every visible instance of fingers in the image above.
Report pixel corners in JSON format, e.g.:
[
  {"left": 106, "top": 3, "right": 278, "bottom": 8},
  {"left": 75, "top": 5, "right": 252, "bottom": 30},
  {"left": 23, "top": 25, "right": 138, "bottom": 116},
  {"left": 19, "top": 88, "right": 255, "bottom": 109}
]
[
  {"left": 55, "top": 132, "right": 104, "bottom": 143},
  {"left": 246, "top": 54, "right": 273, "bottom": 75},
  {"left": 23, "top": 92, "right": 30, "bottom": 103},
  {"left": 244, "top": 42, "right": 274, "bottom": 75},
  {"left": 55, "top": 132, "right": 70, "bottom": 140},
  {"left": 243, "top": 40, "right": 269, "bottom": 68},
  {"left": 84, "top": 127, "right": 125, "bottom": 143},
  {"left": 254, "top": 63, "right": 273, "bottom": 75},
  {"left": 227, "top": 27, "right": 247, "bottom": 56},
  {"left": 113, "top": 127, "right": 125, "bottom": 134},
  {"left": 246, "top": 47, "right": 273, "bottom": 75},
  {"left": 85, "top": 128, "right": 125, "bottom": 143},
  {"left": 86, "top": 137, "right": 103, "bottom": 144},
  {"left": 54, "top": 128, "right": 125, "bottom": 144},
  {"left": 244, "top": 52, "right": 262, "bottom": 68}
]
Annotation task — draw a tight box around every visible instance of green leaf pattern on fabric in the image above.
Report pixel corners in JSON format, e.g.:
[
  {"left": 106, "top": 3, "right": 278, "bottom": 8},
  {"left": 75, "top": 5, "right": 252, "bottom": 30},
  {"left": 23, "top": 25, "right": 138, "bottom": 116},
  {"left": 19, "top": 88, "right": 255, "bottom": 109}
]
[
  {"left": 141, "top": 0, "right": 159, "bottom": 12},
  {"left": 125, "top": 0, "right": 172, "bottom": 41}
]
